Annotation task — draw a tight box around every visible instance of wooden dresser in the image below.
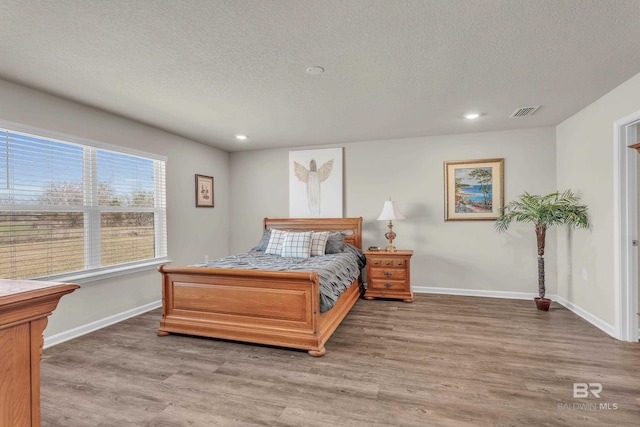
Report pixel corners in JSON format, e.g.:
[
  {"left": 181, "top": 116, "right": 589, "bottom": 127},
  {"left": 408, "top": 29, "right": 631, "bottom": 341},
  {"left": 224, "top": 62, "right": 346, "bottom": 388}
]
[
  {"left": 363, "top": 250, "right": 413, "bottom": 302},
  {"left": 0, "top": 279, "right": 79, "bottom": 427}
]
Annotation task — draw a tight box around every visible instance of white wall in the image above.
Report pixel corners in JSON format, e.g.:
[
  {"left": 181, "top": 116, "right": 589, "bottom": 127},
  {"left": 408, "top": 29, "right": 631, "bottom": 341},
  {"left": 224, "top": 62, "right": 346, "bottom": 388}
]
[
  {"left": 556, "top": 71, "right": 640, "bottom": 328},
  {"left": 0, "top": 79, "right": 230, "bottom": 338},
  {"left": 230, "top": 127, "right": 556, "bottom": 295}
]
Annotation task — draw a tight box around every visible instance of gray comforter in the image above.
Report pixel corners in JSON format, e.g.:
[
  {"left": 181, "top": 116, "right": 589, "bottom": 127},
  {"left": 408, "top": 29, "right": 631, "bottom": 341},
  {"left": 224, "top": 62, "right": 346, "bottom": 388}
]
[{"left": 195, "top": 244, "right": 366, "bottom": 312}]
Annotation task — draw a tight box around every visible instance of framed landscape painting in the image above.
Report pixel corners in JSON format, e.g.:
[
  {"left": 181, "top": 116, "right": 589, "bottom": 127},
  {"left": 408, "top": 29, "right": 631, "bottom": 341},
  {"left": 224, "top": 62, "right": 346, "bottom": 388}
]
[{"left": 444, "top": 158, "right": 504, "bottom": 221}]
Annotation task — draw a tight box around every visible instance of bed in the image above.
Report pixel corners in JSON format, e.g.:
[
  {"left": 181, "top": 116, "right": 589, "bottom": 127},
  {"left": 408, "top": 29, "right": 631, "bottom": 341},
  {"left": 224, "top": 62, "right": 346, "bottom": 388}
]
[{"left": 157, "top": 217, "right": 364, "bottom": 356}]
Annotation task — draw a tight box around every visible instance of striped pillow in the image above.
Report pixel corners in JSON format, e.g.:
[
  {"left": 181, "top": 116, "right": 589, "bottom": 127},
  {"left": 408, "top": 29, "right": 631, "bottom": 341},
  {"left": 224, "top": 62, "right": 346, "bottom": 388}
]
[
  {"left": 265, "top": 229, "right": 287, "bottom": 255},
  {"left": 281, "top": 231, "right": 313, "bottom": 258},
  {"left": 310, "top": 231, "right": 329, "bottom": 256}
]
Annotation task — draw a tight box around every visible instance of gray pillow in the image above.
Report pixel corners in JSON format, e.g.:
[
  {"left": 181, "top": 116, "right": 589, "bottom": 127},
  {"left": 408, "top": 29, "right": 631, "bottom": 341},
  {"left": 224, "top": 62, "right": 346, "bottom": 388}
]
[
  {"left": 255, "top": 229, "right": 271, "bottom": 251},
  {"left": 324, "top": 232, "right": 345, "bottom": 254}
]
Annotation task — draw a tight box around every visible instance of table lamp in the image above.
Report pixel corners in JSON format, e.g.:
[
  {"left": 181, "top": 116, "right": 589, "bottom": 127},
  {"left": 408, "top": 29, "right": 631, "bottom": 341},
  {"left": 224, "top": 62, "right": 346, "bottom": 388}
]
[{"left": 377, "top": 199, "right": 405, "bottom": 252}]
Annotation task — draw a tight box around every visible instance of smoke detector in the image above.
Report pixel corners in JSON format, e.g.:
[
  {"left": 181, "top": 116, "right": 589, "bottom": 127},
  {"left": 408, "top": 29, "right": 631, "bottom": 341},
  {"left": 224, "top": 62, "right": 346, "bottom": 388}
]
[{"left": 306, "top": 66, "right": 325, "bottom": 75}]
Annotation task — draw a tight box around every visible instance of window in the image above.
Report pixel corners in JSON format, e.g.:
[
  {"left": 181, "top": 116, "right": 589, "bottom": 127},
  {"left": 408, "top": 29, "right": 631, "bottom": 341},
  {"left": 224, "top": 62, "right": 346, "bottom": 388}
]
[{"left": 0, "top": 124, "right": 167, "bottom": 280}]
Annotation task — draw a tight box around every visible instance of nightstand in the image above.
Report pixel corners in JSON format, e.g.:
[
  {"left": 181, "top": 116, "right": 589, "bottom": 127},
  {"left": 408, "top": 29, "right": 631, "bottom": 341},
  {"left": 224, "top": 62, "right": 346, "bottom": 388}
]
[{"left": 363, "top": 250, "right": 413, "bottom": 302}]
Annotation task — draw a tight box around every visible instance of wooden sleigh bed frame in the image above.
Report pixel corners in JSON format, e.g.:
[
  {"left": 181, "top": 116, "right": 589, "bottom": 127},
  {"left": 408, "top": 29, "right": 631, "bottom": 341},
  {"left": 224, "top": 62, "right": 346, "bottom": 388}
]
[{"left": 158, "top": 217, "right": 363, "bottom": 356}]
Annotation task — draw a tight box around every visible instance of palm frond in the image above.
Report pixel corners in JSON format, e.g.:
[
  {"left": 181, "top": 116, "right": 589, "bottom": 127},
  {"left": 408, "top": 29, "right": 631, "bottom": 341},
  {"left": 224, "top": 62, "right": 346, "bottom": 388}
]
[{"left": 494, "top": 190, "right": 590, "bottom": 232}]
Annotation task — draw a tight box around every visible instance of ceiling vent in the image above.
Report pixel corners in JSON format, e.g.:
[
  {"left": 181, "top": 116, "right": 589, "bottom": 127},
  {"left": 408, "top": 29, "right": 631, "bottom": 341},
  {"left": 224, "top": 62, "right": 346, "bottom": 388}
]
[{"left": 510, "top": 106, "right": 540, "bottom": 118}]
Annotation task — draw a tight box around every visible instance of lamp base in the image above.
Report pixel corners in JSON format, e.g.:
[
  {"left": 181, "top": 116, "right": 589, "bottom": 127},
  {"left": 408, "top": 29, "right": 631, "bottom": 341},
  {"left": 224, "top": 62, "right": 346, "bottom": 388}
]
[{"left": 384, "top": 220, "right": 397, "bottom": 253}]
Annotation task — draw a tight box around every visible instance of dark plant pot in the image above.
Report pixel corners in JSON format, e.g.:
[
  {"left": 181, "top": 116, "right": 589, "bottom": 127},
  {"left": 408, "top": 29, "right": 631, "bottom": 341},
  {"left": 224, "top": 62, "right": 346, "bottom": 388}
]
[{"left": 534, "top": 297, "right": 552, "bottom": 311}]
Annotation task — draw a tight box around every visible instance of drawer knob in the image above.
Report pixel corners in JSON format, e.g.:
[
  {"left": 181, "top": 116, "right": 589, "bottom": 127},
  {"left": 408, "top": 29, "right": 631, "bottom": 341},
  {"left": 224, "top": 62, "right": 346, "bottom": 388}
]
[
  {"left": 384, "top": 283, "right": 392, "bottom": 288},
  {"left": 384, "top": 272, "right": 392, "bottom": 276}
]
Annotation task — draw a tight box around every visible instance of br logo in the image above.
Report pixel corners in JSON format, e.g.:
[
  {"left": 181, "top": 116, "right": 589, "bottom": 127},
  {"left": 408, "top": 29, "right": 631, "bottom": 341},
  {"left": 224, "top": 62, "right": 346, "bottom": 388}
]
[{"left": 573, "top": 383, "right": 602, "bottom": 398}]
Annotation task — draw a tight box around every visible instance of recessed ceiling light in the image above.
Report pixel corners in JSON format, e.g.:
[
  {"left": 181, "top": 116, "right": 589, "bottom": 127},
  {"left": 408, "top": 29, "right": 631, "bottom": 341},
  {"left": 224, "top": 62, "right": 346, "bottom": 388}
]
[
  {"left": 306, "top": 66, "right": 325, "bottom": 75},
  {"left": 235, "top": 134, "right": 248, "bottom": 140},
  {"left": 464, "top": 113, "right": 481, "bottom": 120}
]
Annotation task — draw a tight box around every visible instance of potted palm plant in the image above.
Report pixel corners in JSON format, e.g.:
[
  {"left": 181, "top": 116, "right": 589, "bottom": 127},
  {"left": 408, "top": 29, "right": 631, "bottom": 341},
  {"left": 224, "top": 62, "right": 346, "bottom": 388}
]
[{"left": 494, "top": 190, "right": 590, "bottom": 311}]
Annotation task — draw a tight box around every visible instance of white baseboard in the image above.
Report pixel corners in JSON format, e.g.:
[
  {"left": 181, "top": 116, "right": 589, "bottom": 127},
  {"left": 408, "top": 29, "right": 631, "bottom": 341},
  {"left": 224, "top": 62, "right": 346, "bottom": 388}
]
[
  {"left": 44, "top": 289, "right": 630, "bottom": 348},
  {"left": 412, "top": 287, "right": 616, "bottom": 339},
  {"left": 412, "top": 286, "right": 539, "bottom": 301},
  {"left": 44, "top": 300, "right": 162, "bottom": 349},
  {"left": 551, "top": 294, "right": 616, "bottom": 337}
]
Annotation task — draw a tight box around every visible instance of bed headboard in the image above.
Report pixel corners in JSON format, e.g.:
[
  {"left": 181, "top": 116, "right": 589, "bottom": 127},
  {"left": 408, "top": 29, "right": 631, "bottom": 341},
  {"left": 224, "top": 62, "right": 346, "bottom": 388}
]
[{"left": 263, "top": 217, "right": 363, "bottom": 250}]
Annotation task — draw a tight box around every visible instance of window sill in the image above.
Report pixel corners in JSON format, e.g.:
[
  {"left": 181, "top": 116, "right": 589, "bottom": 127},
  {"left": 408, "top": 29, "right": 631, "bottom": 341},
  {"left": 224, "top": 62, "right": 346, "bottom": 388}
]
[{"left": 36, "top": 258, "right": 172, "bottom": 285}]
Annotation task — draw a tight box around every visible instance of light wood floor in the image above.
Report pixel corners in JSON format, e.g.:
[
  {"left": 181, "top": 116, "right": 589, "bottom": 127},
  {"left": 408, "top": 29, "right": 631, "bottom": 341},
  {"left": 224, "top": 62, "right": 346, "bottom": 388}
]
[{"left": 41, "top": 294, "right": 640, "bottom": 426}]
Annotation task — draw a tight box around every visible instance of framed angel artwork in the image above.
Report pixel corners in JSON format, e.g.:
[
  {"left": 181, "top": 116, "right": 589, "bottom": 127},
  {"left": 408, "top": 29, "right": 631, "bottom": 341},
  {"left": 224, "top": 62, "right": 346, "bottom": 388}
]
[{"left": 289, "top": 148, "right": 343, "bottom": 218}]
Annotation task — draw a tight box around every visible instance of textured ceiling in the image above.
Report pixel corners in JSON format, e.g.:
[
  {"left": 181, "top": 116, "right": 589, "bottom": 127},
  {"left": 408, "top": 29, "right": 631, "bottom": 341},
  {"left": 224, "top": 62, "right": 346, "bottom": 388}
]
[{"left": 2, "top": 0, "right": 640, "bottom": 152}]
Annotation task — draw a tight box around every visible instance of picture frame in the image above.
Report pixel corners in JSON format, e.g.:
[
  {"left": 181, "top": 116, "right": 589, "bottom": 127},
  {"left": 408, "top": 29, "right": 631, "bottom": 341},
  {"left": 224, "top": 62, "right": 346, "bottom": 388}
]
[
  {"left": 444, "top": 158, "right": 504, "bottom": 221},
  {"left": 195, "top": 174, "right": 214, "bottom": 208},
  {"left": 289, "top": 147, "right": 343, "bottom": 218}
]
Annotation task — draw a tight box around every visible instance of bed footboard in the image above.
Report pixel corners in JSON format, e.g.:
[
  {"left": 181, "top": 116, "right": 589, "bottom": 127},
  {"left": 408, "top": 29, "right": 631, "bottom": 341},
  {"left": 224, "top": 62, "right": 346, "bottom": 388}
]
[{"left": 158, "top": 264, "right": 355, "bottom": 355}]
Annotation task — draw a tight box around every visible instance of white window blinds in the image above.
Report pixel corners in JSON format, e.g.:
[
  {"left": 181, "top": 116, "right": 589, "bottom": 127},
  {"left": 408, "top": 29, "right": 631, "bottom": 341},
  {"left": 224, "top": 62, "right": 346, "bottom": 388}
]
[{"left": 0, "top": 127, "right": 167, "bottom": 280}]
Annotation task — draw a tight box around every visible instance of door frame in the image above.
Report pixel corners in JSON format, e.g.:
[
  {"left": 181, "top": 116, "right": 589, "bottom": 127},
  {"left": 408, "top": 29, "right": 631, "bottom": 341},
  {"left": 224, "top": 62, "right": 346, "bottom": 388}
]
[{"left": 614, "top": 110, "right": 639, "bottom": 342}]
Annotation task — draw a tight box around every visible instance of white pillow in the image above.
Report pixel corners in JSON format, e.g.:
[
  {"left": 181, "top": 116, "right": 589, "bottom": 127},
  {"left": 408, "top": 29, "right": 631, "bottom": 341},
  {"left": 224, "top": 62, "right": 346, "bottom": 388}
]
[
  {"left": 281, "top": 231, "right": 313, "bottom": 258},
  {"left": 310, "top": 231, "right": 329, "bottom": 256},
  {"left": 265, "top": 229, "right": 287, "bottom": 255}
]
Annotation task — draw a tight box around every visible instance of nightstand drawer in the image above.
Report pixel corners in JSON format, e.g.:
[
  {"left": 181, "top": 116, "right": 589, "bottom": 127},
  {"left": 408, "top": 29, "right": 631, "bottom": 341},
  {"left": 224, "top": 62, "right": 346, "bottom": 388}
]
[
  {"left": 369, "top": 268, "right": 407, "bottom": 280},
  {"left": 368, "top": 258, "right": 384, "bottom": 267},
  {"left": 369, "top": 279, "right": 408, "bottom": 291},
  {"left": 369, "top": 258, "right": 406, "bottom": 268},
  {"left": 382, "top": 258, "right": 406, "bottom": 268}
]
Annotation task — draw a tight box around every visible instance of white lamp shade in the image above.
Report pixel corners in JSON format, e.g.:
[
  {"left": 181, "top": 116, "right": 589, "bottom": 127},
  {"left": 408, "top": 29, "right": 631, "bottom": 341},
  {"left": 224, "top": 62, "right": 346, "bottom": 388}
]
[{"left": 377, "top": 200, "right": 405, "bottom": 221}]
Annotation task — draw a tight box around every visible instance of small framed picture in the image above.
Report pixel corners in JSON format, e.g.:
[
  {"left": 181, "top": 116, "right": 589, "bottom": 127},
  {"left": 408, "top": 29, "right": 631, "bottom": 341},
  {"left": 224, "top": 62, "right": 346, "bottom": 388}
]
[
  {"left": 195, "top": 174, "right": 214, "bottom": 208},
  {"left": 444, "top": 158, "right": 504, "bottom": 221}
]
